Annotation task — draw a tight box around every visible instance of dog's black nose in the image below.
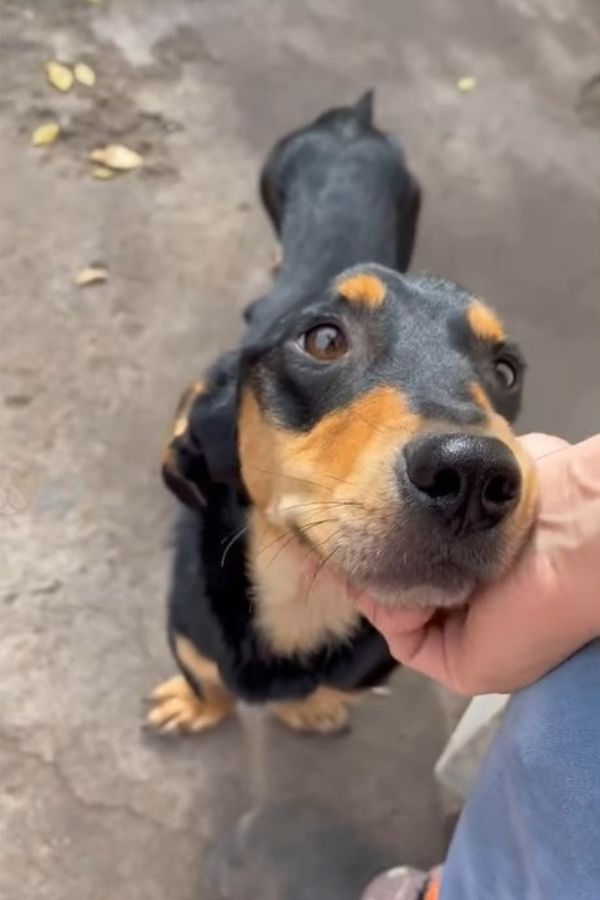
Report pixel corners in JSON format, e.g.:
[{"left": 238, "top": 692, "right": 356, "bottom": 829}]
[{"left": 403, "top": 434, "right": 521, "bottom": 533}]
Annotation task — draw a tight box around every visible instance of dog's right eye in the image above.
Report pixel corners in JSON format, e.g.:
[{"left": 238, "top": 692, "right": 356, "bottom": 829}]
[{"left": 299, "top": 324, "right": 348, "bottom": 361}]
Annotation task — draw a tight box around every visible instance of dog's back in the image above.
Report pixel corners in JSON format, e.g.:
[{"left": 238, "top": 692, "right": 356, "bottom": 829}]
[{"left": 249, "top": 91, "right": 421, "bottom": 324}]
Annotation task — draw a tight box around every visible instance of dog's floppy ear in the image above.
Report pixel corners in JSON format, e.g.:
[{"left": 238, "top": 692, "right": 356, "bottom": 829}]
[{"left": 162, "top": 352, "right": 240, "bottom": 509}]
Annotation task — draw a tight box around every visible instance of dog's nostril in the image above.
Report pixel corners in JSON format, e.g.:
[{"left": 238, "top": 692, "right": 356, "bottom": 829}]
[
  {"left": 405, "top": 457, "right": 463, "bottom": 500},
  {"left": 430, "top": 468, "right": 462, "bottom": 498},
  {"left": 482, "top": 472, "right": 519, "bottom": 509}
]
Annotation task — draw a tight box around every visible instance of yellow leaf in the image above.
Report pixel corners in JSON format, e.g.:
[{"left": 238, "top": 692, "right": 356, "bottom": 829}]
[
  {"left": 91, "top": 166, "right": 115, "bottom": 180},
  {"left": 89, "top": 144, "right": 143, "bottom": 171},
  {"left": 32, "top": 122, "right": 60, "bottom": 147},
  {"left": 74, "top": 267, "right": 108, "bottom": 287},
  {"left": 46, "top": 61, "right": 74, "bottom": 92},
  {"left": 74, "top": 63, "right": 96, "bottom": 87},
  {"left": 457, "top": 76, "right": 477, "bottom": 93}
]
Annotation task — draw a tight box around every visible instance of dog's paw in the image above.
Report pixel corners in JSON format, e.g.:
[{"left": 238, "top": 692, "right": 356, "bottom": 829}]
[
  {"left": 145, "top": 676, "right": 233, "bottom": 735},
  {"left": 272, "top": 688, "right": 351, "bottom": 736}
]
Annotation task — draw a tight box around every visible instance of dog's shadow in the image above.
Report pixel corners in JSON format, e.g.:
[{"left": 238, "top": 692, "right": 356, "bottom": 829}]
[{"left": 201, "top": 668, "right": 451, "bottom": 900}]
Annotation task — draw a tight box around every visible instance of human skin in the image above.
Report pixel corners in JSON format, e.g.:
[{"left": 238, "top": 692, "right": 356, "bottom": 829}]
[{"left": 356, "top": 433, "right": 600, "bottom": 695}]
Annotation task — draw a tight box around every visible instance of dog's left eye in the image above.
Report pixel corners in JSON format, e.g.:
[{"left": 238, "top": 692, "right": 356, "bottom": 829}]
[{"left": 299, "top": 324, "right": 348, "bottom": 361}]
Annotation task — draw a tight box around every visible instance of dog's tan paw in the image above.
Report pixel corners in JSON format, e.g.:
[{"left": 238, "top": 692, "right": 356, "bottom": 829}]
[
  {"left": 272, "top": 687, "right": 351, "bottom": 735},
  {"left": 146, "top": 675, "right": 233, "bottom": 734}
]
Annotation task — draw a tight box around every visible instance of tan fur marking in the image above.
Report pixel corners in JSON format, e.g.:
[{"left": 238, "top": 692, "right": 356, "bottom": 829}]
[
  {"left": 146, "top": 674, "right": 234, "bottom": 733},
  {"left": 162, "top": 380, "right": 206, "bottom": 464},
  {"left": 172, "top": 380, "right": 206, "bottom": 437},
  {"left": 248, "top": 509, "right": 360, "bottom": 655},
  {"left": 175, "top": 634, "right": 222, "bottom": 686},
  {"left": 337, "top": 272, "right": 387, "bottom": 307},
  {"left": 470, "top": 382, "right": 493, "bottom": 413},
  {"left": 272, "top": 686, "right": 353, "bottom": 734},
  {"left": 477, "top": 409, "right": 538, "bottom": 566},
  {"left": 467, "top": 300, "right": 506, "bottom": 343},
  {"left": 468, "top": 381, "right": 537, "bottom": 562},
  {"left": 284, "top": 385, "right": 421, "bottom": 483},
  {"left": 470, "top": 379, "right": 538, "bottom": 566},
  {"left": 162, "top": 381, "right": 207, "bottom": 506},
  {"left": 146, "top": 636, "right": 234, "bottom": 734},
  {"left": 238, "top": 384, "right": 422, "bottom": 500},
  {"left": 239, "top": 385, "right": 423, "bottom": 650}
]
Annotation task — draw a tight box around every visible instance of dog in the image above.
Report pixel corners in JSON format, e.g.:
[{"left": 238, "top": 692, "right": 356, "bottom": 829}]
[{"left": 148, "top": 94, "right": 536, "bottom": 736}]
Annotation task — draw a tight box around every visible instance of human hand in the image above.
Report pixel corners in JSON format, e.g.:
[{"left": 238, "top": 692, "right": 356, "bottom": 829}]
[{"left": 356, "top": 433, "right": 600, "bottom": 695}]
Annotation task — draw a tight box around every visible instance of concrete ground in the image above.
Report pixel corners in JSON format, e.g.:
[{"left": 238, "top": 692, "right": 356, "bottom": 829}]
[{"left": 1, "top": 0, "right": 599, "bottom": 897}]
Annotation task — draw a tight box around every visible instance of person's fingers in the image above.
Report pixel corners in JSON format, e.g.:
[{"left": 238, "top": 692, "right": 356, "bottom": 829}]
[
  {"left": 367, "top": 607, "right": 474, "bottom": 693},
  {"left": 357, "top": 596, "right": 433, "bottom": 633},
  {"left": 518, "top": 432, "right": 570, "bottom": 460},
  {"left": 357, "top": 595, "right": 441, "bottom": 668}
]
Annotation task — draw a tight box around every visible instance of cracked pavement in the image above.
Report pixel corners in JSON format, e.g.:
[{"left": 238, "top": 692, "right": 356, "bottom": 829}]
[{"left": 1, "top": 0, "right": 599, "bottom": 897}]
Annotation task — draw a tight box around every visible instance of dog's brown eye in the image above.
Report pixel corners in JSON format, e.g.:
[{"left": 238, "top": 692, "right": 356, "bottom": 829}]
[
  {"left": 301, "top": 324, "right": 348, "bottom": 361},
  {"left": 494, "top": 358, "right": 517, "bottom": 389}
]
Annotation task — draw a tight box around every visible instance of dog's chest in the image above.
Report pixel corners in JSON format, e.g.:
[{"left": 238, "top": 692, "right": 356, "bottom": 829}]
[{"left": 248, "top": 527, "right": 360, "bottom": 657}]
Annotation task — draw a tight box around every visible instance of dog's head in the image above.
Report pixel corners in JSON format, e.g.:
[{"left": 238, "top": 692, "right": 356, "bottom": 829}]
[{"left": 164, "top": 265, "right": 537, "bottom": 608}]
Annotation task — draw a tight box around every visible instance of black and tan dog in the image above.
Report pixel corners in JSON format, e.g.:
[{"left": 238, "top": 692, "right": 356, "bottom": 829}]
[{"left": 149, "top": 94, "right": 536, "bottom": 735}]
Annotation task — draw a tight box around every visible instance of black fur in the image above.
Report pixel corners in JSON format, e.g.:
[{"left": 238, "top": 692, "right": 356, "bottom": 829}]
[{"left": 246, "top": 90, "right": 420, "bottom": 327}]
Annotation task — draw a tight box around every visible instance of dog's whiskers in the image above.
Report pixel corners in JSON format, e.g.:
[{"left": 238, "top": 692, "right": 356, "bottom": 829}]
[
  {"left": 244, "top": 465, "right": 338, "bottom": 494},
  {"left": 261, "top": 517, "right": 339, "bottom": 570},
  {"left": 220, "top": 526, "right": 248, "bottom": 568},
  {"left": 265, "top": 534, "right": 295, "bottom": 569},
  {"left": 304, "top": 542, "right": 341, "bottom": 605},
  {"left": 282, "top": 499, "right": 365, "bottom": 513},
  {"left": 256, "top": 517, "right": 331, "bottom": 566}
]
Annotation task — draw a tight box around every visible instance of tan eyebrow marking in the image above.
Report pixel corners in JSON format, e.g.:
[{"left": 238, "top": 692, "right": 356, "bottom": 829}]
[
  {"left": 467, "top": 300, "right": 506, "bottom": 343},
  {"left": 337, "top": 272, "right": 387, "bottom": 307}
]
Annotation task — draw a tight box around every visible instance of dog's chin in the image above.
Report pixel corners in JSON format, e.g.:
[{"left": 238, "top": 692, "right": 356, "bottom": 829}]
[
  {"left": 360, "top": 581, "right": 474, "bottom": 610},
  {"left": 287, "top": 516, "right": 515, "bottom": 611},
  {"left": 324, "top": 533, "right": 503, "bottom": 610}
]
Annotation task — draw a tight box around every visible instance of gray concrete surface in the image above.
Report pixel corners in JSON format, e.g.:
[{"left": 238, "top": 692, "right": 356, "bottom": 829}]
[{"left": 1, "top": 0, "right": 599, "bottom": 897}]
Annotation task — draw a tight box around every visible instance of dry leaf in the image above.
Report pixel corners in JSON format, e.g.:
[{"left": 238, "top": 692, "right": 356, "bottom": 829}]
[
  {"left": 91, "top": 166, "right": 115, "bottom": 180},
  {"left": 32, "top": 122, "right": 60, "bottom": 147},
  {"left": 371, "top": 686, "right": 392, "bottom": 697},
  {"left": 457, "top": 76, "right": 477, "bottom": 93},
  {"left": 74, "top": 266, "right": 108, "bottom": 287},
  {"left": 74, "top": 63, "right": 96, "bottom": 87},
  {"left": 46, "top": 61, "right": 74, "bottom": 92},
  {"left": 89, "top": 144, "right": 143, "bottom": 171}
]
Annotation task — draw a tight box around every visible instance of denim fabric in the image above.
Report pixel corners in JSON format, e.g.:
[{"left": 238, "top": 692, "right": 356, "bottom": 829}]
[{"left": 441, "top": 641, "right": 600, "bottom": 900}]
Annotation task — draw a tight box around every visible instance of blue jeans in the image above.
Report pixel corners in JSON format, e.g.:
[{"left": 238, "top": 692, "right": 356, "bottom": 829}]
[{"left": 441, "top": 640, "right": 600, "bottom": 900}]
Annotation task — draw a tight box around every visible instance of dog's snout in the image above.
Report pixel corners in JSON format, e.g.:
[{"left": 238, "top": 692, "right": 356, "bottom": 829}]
[{"left": 402, "top": 433, "right": 521, "bottom": 533}]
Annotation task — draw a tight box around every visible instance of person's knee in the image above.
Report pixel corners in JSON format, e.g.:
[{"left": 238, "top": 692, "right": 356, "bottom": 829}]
[{"left": 504, "top": 640, "right": 600, "bottom": 776}]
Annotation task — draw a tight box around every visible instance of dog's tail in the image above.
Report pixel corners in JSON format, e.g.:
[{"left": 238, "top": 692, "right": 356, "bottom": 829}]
[{"left": 352, "top": 89, "right": 374, "bottom": 127}]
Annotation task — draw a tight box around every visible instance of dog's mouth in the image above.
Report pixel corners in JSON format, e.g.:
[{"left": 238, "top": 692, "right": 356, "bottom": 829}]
[{"left": 281, "top": 503, "right": 531, "bottom": 610}]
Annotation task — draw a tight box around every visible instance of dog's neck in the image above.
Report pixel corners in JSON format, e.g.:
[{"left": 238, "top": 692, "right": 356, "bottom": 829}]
[
  {"left": 247, "top": 508, "right": 360, "bottom": 657},
  {"left": 273, "top": 180, "right": 400, "bottom": 311}
]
